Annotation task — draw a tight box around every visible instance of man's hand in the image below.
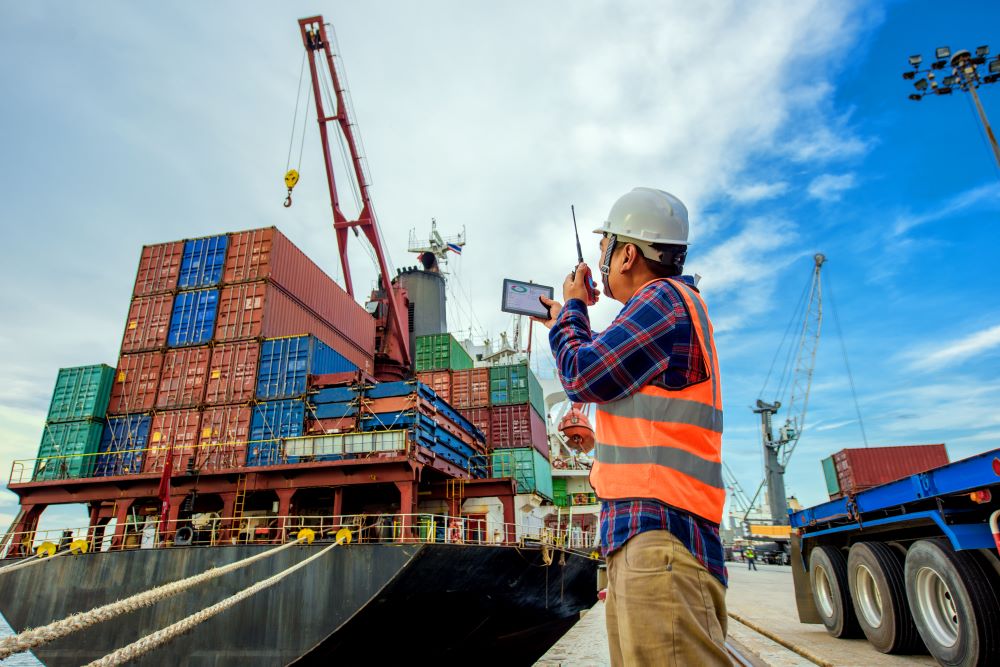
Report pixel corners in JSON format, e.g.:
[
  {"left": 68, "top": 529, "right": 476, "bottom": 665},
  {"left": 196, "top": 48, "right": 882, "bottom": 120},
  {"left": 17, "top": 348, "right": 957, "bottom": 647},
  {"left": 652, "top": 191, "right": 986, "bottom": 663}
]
[
  {"left": 530, "top": 296, "right": 562, "bottom": 329},
  {"left": 564, "top": 263, "right": 600, "bottom": 306}
]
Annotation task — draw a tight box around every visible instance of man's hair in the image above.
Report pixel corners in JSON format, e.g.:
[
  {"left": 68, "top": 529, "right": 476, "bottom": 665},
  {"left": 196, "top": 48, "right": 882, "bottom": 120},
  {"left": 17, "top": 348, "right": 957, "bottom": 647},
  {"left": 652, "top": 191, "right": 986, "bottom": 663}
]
[{"left": 638, "top": 243, "right": 686, "bottom": 278}]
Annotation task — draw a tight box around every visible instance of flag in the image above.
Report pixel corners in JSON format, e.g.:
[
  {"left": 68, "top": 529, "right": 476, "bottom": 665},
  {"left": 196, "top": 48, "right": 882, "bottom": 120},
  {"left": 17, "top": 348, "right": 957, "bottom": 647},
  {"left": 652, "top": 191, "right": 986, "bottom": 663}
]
[{"left": 447, "top": 243, "right": 462, "bottom": 255}]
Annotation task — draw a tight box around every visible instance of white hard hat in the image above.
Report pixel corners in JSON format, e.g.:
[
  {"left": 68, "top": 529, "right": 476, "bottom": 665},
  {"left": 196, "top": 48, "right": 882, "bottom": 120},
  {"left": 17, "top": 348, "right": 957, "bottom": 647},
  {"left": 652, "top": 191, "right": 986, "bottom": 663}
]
[{"left": 593, "top": 187, "right": 690, "bottom": 246}]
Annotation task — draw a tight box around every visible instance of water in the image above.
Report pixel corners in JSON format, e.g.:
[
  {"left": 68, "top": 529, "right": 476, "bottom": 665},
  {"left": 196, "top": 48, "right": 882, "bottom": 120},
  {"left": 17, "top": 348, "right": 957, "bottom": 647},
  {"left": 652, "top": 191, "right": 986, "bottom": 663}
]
[{"left": 0, "top": 615, "right": 42, "bottom": 666}]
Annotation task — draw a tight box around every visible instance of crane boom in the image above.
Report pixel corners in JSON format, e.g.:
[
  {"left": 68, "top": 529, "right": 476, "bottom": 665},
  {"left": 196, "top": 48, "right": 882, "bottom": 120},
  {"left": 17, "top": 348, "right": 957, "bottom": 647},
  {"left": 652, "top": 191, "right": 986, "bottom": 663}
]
[{"left": 297, "top": 16, "right": 410, "bottom": 369}]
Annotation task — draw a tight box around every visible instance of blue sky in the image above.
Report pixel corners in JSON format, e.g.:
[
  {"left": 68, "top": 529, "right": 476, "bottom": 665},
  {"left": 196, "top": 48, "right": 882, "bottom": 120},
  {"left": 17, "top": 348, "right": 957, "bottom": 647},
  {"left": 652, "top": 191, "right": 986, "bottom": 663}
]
[{"left": 1, "top": 1, "right": 998, "bottom": 534}]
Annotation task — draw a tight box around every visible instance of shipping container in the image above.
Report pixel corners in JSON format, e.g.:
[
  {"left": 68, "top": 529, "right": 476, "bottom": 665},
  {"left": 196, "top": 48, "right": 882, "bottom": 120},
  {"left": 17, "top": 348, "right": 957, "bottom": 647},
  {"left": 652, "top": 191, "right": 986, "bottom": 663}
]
[
  {"left": 121, "top": 293, "right": 174, "bottom": 353},
  {"left": 94, "top": 415, "right": 151, "bottom": 477},
  {"left": 490, "top": 404, "right": 549, "bottom": 458},
  {"left": 248, "top": 399, "right": 306, "bottom": 466},
  {"left": 451, "top": 368, "right": 490, "bottom": 409},
  {"left": 108, "top": 352, "right": 164, "bottom": 414},
  {"left": 156, "top": 346, "right": 210, "bottom": 409},
  {"left": 489, "top": 362, "right": 545, "bottom": 419},
  {"left": 45, "top": 364, "right": 115, "bottom": 423},
  {"left": 205, "top": 341, "right": 260, "bottom": 405},
  {"left": 215, "top": 281, "right": 373, "bottom": 373},
  {"left": 459, "top": 407, "right": 491, "bottom": 443},
  {"left": 198, "top": 404, "right": 251, "bottom": 471},
  {"left": 490, "top": 447, "right": 553, "bottom": 500},
  {"left": 416, "top": 370, "right": 452, "bottom": 404},
  {"left": 414, "top": 334, "right": 473, "bottom": 372},
  {"left": 34, "top": 420, "right": 105, "bottom": 480},
  {"left": 178, "top": 234, "right": 227, "bottom": 290},
  {"left": 305, "top": 416, "right": 358, "bottom": 434},
  {"left": 224, "top": 228, "right": 374, "bottom": 354},
  {"left": 822, "top": 456, "right": 839, "bottom": 497},
  {"left": 831, "top": 444, "right": 949, "bottom": 497},
  {"left": 168, "top": 289, "right": 219, "bottom": 347},
  {"left": 144, "top": 410, "right": 203, "bottom": 474},
  {"left": 133, "top": 240, "right": 183, "bottom": 297},
  {"left": 256, "top": 335, "right": 356, "bottom": 400},
  {"left": 552, "top": 477, "right": 568, "bottom": 507}
]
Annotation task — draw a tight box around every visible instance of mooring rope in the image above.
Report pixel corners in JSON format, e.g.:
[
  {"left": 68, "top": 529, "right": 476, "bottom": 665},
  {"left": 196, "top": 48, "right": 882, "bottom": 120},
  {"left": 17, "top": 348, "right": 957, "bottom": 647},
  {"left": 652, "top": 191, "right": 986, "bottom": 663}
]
[
  {"left": 0, "top": 534, "right": 316, "bottom": 661},
  {"left": 84, "top": 534, "right": 348, "bottom": 667}
]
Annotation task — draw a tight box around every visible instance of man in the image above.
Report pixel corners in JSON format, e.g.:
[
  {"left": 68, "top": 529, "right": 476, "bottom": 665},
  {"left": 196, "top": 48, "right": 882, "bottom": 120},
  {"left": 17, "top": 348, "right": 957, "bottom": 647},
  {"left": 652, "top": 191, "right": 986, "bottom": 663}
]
[
  {"left": 533, "top": 187, "right": 728, "bottom": 666},
  {"left": 745, "top": 545, "right": 758, "bottom": 571}
]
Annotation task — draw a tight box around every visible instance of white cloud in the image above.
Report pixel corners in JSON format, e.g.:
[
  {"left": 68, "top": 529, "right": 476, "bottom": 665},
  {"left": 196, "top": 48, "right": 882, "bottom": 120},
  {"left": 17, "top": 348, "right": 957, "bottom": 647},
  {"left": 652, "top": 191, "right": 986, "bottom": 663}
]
[
  {"left": 729, "top": 181, "right": 790, "bottom": 203},
  {"left": 893, "top": 182, "right": 1000, "bottom": 236},
  {"left": 902, "top": 323, "right": 1000, "bottom": 371},
  {"left": 807, "top": 173, "right": 857, "bottom": 201}
]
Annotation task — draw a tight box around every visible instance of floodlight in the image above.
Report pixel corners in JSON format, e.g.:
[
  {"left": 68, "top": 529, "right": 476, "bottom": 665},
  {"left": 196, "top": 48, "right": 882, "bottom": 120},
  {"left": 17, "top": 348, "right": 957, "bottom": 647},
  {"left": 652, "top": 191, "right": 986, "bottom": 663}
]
[
  {"left": 936, "top": 46, "right": 951, "bottom": 60},
  {"left": 976, "top": 45, "right": 989, "bottom": 57},
  {"left": 943, "top": 75, "right": 958, "bottom": 86},
  {"left": 903, "top": 71, "right": 916, "bottom": 80},
  {"left": 914, "top": 78, "right": 928, "bottom": 91},
  {"left": 909, "top": 54, "right": 922, "bottom": 66},
  {"left": 909, "top": 94, "right": 922, "bottom": 101},
  {"left": 931, "top": 60, "right": 946, "bottom": 70},
  {"left": 990, "top": 59, "right": 1000, "bottom": 74},
  {"left": 936, "top": 87, "right": 953, "bottom": 95}
]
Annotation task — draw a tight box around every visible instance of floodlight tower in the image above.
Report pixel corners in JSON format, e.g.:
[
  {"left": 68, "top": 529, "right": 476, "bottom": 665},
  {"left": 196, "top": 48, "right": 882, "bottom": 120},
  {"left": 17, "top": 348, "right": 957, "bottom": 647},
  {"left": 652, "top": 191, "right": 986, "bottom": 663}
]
[{"left": 903, "top": 45, "right": 1000, "bottom": 170}]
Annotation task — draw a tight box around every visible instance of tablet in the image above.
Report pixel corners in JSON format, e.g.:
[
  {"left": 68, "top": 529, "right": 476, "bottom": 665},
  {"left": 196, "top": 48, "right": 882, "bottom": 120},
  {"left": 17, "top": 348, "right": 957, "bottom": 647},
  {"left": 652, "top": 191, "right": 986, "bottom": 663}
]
[{"left": 501, "top": 279, "right": 554, "bottom": 318}]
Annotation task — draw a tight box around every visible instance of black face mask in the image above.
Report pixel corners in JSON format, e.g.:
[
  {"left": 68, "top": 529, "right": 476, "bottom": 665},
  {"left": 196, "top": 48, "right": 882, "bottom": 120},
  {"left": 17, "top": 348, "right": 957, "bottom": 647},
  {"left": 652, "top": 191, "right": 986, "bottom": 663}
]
[{"left": 599, "top": 234, "right": 618, "bottom": 301}]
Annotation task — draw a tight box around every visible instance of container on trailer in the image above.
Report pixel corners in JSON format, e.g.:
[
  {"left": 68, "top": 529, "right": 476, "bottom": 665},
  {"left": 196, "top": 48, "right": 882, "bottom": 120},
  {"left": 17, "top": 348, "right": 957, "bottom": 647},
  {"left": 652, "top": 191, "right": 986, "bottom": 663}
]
[
  {"left": 832, "top": 444, "right": 949, "bottom": 496},
  {"left": 198, "top": 404, "right": 251, "bottom": 471},
  {"left": 248, "top": 399, "right": 306, "bottom": 466},
  {"left": 168, "top": 289, "right": 219, "bottom": 347},
  {"left": 414, "top": 334, "right": 473, "bottom": 372},
  {"left": 34, "top": 420, "right": 105, "bottom": 480},
  {"left": 215, "top": 281, "right": 373, "bottom": 373},
  {"left": 45, "top": 364, "right": 115, "bottom": 424},
  {"left": 256, "top": 335, "right": 356, "bottom": 400},
  {"left": 205, "top": 341, "right": 260, "bottom": 405},
  {"left": 490, "top": 404, "right": 549, "bottom": 458},
  {"left": 144, "top": 409, "right": 203, "bottom": 474},
  {"left": 489, "top": 362, "right": 545, "bottom": 419},
  {"left": 490, "top": 447, "right": 553, "bottom": 500},
  {"left": 822, "top": 456, "right": 840, "bottom": 498},
  {"left": 156, "top": 346, "right": 211, "bottom": 409},
  {"left": 459, "top": 407, "right": 491, "bottom": 443},
  {"left": 417, "top": 370, "right": 452, "bottom": 404},
  {"left": 121, "top": 293, "right": 174, "bottom": 353},
  {"left": 95, "top": 414, "right": 151, "bottom": 477},
  {"left": 108, "top": 352, "right": 164, "bottom": 414},
  {"left": 451, "top": 368, "right": 490, "bottom": 409},
  {"left": 133, "top": 240, "right": 184, "bottom": 297},
  {"left": 178, "top": 234, "right": 227, "bottom": 290},
  {"left": 224, "top": 227, "right": 374, "bottom": 354}
]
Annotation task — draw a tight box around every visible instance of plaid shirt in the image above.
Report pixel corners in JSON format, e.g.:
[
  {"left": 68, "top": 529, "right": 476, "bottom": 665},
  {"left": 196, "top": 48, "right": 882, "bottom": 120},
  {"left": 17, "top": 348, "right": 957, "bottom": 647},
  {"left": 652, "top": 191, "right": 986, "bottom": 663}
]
[{"left": 549, "top": 277, "right": 728, "bottom": 586}]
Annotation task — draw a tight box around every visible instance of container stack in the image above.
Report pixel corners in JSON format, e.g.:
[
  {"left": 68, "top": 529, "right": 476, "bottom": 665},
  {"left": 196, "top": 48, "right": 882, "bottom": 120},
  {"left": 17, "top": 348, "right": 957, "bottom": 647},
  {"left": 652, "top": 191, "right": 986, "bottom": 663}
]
[
  {"left": 94, "top": 227, "right": 374, "bottom": 478},
  {"left": 822, "top": 444, "right": 949, "bottom": 499},
  {"left": 33, "top": 365, "right": 115, "bottom": 480}
]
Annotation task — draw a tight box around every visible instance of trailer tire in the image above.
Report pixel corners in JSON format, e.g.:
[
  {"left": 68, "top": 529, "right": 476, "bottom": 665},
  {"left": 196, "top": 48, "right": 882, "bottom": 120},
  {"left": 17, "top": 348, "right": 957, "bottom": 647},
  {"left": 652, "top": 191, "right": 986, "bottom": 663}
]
[
  {"left": 809, "top": 545, "right": 861, "bottom": 638},
  {"left": 848, "top": 542, "right": 923, "bottom": 654},
  {"left": 905, "top": 539, "right": 1000, "bottom": 667}
]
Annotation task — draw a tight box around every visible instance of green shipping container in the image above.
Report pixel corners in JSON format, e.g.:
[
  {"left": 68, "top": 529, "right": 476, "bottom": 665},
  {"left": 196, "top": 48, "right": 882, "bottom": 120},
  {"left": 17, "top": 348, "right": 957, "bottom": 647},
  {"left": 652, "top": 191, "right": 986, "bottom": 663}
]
[
  {"left": 34, "top": 420, "right": 104, "bottom": 480},
  {"left": 489, "top": 362, "right": 545, "bottom": 419},
  {"left": 490, "top": 447, "right": 553, "bottom": 500},
  {"left": 414, "top": 334, "right": 473, "bottom": 372},
  {"left": 46, "top": 364, "right": 115, "bottom": 423},
  {"left": 822, "top": 456, "right": 840, "bottom": 497}
]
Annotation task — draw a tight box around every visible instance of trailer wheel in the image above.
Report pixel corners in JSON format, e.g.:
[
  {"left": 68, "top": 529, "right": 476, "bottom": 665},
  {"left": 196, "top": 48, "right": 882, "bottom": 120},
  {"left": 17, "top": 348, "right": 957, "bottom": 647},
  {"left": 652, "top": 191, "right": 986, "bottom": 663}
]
[
  {"left": 809, "top": 545, "right": 861, "bottom": 638},
  {"left": 848, "top": 542, "right": 923, "bottom": 653},
  {"left": 905, "top": 540, "right": 1000, "bottom": 666}
]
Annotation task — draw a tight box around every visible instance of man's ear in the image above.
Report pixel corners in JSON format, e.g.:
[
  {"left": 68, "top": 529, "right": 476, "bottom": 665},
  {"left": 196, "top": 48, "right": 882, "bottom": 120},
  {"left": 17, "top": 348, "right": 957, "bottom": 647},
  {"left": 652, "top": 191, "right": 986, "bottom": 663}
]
[{"left": 620, "top": 243, "right": 637, "bottom": 272}]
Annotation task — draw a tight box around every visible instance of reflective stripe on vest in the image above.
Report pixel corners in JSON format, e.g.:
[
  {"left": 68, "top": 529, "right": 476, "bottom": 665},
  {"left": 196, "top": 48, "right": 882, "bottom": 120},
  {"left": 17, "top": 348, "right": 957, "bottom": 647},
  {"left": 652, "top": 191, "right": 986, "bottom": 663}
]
[{"left": 591, "top": 278, "right": 725, "bottom": 524}]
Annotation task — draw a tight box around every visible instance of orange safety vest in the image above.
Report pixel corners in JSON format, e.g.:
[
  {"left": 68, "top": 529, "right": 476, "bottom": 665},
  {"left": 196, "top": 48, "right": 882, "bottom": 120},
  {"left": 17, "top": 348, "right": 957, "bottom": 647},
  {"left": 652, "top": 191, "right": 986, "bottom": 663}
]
[{"left": 590, "top": 278, "right": 725, "bottom": 525}]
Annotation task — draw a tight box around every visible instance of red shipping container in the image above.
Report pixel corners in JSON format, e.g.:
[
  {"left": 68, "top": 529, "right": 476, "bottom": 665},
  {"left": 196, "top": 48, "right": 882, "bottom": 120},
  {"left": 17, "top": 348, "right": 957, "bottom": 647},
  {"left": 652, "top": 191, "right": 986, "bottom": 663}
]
[
  {"left": 109, "top": 352, "right": 164, "bottom": 414},
  {"left": 205, "top": 341, "right": 260, "bottom": 405},
  {"left": 215, "top": 281, "right": 373, "bottom": 373},
  {"left": 133, "top": 240, "right": 183, "bottom": 297},
  {"left": 451, "top": 368, "right": 490, "bottom": 409},
  {"left": 156, "top": 346, "right": 211, "bottom": 409},
  {"left": 144, "top": 409, "right": 203, "bottom": 473},
  {"left": 417, "top": 371, "right": 452, "bottom": 404},
  {"left": 490, "top": 404, "right": 549, "bottom": 458},
  {"left": 198, "top": 404, "right": 251, "bottom": 471},
  {"left": 460, "top": 407, "right": 491, "bottom": 442},
  {"left": 121, "top": 294, "right": 173, "bottom": 353},
  {"left": 834, "top": 444, "right": 948, "bottom": 496},
  {"left": 306, "top": 416, "right": 358, "bottom": 434},
  {"left": 225, "top": 228, "right": 375, "bottom": 357}
]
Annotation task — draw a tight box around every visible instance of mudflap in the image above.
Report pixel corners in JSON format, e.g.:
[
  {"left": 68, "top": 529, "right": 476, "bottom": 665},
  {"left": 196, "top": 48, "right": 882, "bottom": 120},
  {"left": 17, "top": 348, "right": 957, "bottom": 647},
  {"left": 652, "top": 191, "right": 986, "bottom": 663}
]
[{"left": 791, "top": 533, "right": 821, "bottom": 624}]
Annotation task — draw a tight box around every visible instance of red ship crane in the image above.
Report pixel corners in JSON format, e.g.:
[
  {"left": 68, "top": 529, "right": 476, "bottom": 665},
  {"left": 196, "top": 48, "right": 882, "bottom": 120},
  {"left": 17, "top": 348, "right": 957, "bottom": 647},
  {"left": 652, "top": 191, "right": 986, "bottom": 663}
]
[{"left": 296, "top": 16, "right": 410, "bottom": 376}]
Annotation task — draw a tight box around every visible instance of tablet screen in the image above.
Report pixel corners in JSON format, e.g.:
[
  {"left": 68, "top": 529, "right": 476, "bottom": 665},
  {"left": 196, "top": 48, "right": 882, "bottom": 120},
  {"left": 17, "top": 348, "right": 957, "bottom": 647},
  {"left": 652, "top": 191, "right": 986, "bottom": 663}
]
[{"left": 501, "top": 279, "right": 554, "bottom": 318}]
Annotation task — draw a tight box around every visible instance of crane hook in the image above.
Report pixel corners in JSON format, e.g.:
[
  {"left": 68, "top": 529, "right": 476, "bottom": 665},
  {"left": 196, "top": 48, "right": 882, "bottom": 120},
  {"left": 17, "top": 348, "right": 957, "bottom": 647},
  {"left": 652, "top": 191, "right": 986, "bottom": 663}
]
[
  {"left": 283, "top": 169, "right": 300, "bottom": 208},
  {"left": 284, "top": 192, "right": 293, "bottom": 208}
]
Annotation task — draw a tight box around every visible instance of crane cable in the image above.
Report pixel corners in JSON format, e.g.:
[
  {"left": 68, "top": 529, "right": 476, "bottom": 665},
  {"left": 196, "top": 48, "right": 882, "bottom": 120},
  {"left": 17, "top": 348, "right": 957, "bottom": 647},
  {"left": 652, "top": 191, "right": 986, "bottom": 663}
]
[
  {"left": 283, "top": 50, "right": 310, "bottom": 207},
  {"left": 0, "top": 529, "right": 337, "bottom": 661},
  {"left": 825, "top": 270, "right": 870, "bottom": 447}
]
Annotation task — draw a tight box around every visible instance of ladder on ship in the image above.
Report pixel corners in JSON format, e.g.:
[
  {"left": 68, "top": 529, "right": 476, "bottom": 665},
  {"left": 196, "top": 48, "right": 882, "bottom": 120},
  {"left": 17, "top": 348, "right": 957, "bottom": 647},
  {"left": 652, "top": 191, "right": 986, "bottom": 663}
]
[{"left": 233, "top": 474, "right": 248, "bottom": 543}]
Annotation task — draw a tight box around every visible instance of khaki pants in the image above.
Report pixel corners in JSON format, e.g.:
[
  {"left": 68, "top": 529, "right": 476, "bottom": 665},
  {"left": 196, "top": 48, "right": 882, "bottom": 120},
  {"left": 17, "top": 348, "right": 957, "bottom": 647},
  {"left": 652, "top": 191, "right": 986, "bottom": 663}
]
[{"left": 606, "top": 530, "right": 729, "bottom": 666}]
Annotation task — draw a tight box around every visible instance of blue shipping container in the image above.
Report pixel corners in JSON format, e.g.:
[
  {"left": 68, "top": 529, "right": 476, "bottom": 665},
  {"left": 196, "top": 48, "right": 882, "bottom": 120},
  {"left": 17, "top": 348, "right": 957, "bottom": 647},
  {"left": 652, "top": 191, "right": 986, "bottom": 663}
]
[
  {"left": 168, "top": 289, "right": 218, "bottom": 347},
  {"left": 94, "top": 415, "right": 150, "bottom": 477},
  {"left": 248, "top": 399, "right": 306, "bottom": 466},
  {"left": 256, "top": 335, "right": 356, "bottom": 400},
  {"left": 178, "top": 235, "right": 228, "bottom": 289}
]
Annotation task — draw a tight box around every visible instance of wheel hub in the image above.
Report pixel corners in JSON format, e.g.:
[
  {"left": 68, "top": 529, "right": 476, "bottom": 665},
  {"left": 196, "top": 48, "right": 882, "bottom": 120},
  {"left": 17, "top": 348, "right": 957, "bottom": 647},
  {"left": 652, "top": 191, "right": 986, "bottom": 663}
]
[
  {"left": 915, "top": 566, "right": 959, "bottom": 647},
  {"left": 854, "top": 563, "right": 884, "bottom": 628}
]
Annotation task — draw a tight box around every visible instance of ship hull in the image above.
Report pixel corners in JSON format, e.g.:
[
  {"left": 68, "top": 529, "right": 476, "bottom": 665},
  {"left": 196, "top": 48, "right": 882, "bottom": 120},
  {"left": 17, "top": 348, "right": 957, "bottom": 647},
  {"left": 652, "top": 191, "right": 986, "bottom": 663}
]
[{"left": 0, "top": 543, "right": 597, "bottom": 666}]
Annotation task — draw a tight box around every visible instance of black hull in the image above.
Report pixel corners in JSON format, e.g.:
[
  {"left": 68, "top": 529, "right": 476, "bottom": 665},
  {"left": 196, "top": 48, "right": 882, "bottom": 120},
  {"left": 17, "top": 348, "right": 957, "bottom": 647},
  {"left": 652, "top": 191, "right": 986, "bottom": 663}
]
[{"left": 0, "top": 543, "right": 597, "bottom": 666}]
